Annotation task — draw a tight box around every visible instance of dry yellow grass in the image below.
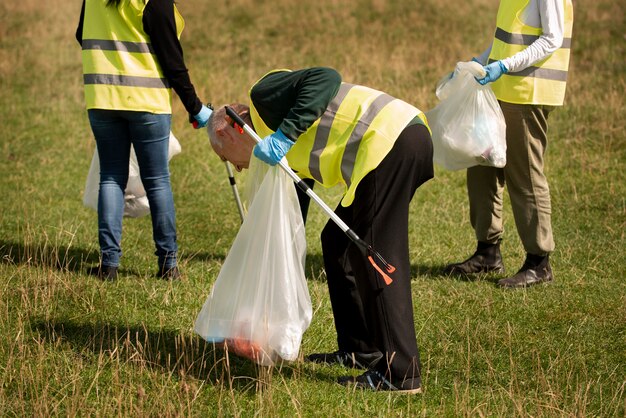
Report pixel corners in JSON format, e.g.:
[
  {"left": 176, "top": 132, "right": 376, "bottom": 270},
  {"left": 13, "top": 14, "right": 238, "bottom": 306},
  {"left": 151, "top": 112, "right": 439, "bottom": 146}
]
[{"left": 1, "top": 0, "right": 624, "bottom": 416}]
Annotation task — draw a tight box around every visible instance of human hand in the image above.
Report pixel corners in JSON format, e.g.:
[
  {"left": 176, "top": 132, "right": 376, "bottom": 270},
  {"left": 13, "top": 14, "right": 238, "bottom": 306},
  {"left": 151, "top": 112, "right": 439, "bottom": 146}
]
[
  {"left": 476, "top": 61, "right": 508, "bottom": 85},
  {"left": 192, "top": 104, "right": 213, "bottom": 129},
  {"left": 253, "top": 129, "right": 294, "bottom": 166}
]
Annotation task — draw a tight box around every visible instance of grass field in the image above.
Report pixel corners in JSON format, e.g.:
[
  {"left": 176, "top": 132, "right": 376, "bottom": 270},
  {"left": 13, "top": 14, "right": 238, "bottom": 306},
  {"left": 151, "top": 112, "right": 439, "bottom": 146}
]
[{"left": 1, "top": 0, "right": 625, "bottom": 416}]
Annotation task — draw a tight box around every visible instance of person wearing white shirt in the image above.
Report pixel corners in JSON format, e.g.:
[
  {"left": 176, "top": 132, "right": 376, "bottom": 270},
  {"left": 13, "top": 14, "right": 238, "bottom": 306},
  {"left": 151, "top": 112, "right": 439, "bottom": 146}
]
[{"left": 444, "top": 0, "right": 574, "bottom": 288}]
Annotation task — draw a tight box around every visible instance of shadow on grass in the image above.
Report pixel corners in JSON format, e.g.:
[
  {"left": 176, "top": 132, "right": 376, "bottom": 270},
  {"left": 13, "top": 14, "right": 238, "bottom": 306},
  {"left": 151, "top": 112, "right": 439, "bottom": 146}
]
[
  {"left": 411, "top": 263, "right": 449, "bottom": 278},
  {"left": 415, "top": 262, "right": 503, "bottom": 284},
  {"left": 304, "top": 253, "right": 326, "bottom": 282},
  {"left": 30, "top": 317, "right": 297, "bottom": 392},
  {"left": 0, "top": 239, "right": 99, "bottom": 273},
  {"left": 0, "top": 239, "right": 151, "bottom": 278},
  {"left": 0, "top": 239, "right": 228, "bottom": 278},
  {"left": 305, "top": 252, "right": 451, "bottom": 282},
  {"left": 179, "top": 250, "right": 227, "bottom": 264}
]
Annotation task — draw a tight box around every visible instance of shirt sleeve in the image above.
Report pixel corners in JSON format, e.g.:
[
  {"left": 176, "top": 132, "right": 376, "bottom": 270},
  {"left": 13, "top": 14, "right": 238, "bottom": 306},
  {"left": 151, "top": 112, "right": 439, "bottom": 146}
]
[
  {"left": 501, "top": 0, "right": 565, "bottom": 72},
  {"left": 143, "top": 0, "right": 203, "bottom": 117},
  {"left": 250, "top": 67, "right": 342, "bottom": 141},
  {"left": 75, "top": 0, "right": 85, "bottom": 46}
]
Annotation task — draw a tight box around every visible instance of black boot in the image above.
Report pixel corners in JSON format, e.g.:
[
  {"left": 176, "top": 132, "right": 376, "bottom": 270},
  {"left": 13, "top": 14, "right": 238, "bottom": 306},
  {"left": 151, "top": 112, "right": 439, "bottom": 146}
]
[
  {"left": 497, "top": 254, "right": 552, "bottom": 288},
  {"left": 443, "top": 241, "right": 505, "bottom": 275}
]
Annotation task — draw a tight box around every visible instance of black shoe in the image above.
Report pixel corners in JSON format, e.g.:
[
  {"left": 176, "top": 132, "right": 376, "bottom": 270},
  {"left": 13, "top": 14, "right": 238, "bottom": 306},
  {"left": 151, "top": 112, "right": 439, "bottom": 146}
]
[
  {"left": 443, "top": 241, "right": 505, "bottom": 275},
  {"left": 158, "top": 266, "right": 181, "bottom": 280},
  {"left": 497, "top": 254, "right": 552, "bottom": 288},
  {"left": 305, "top": 350, "right": 382, "bottom": 369},
  {"left": 88, "top": 264, "right": 118, "bottom": 281},
  {"left": 337, "top": 370, "right": 422, "bottom": 394}
]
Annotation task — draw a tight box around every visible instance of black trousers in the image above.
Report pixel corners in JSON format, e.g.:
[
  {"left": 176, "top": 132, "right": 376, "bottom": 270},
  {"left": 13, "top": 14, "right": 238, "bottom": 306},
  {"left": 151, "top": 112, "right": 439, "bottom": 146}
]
[{"left": 320, "top": 123, "right": 433, "bottom": 387}]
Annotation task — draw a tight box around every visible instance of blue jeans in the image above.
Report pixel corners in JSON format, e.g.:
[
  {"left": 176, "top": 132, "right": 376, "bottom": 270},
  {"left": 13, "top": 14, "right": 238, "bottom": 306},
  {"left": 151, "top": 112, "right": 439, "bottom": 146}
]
[{"left": 88, "top": 109, "right": 177, "bottom": 270}]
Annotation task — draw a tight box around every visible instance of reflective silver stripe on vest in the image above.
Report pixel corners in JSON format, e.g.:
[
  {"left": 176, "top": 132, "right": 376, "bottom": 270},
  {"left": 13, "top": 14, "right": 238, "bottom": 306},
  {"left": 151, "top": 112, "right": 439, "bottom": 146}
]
[
  {"left": 309, "top": 83, "right": 352, "bottom": 182},
  {"left": 308, "top": 83, "right": 396, "bottom": 186},
  {"left": 82, "top": 39, "right": 155, "bottom": 54},
  {"left": 340, "top": 93, "right": 395, "bottom": 187},
  {"left": 495, "top": 27, "right": 572, "bottom": 48},
  {"left": 84, "top": 73, "right": 170, "bottom": 89},
  {"left": 487, "top": 59, "right": 568, "bottom": 81}
]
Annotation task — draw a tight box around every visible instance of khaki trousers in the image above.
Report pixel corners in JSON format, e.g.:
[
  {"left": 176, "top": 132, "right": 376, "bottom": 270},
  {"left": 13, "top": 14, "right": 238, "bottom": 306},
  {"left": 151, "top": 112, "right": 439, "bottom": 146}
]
[{"left": 466, "top": 101, "right": 555, "bottom": 256}]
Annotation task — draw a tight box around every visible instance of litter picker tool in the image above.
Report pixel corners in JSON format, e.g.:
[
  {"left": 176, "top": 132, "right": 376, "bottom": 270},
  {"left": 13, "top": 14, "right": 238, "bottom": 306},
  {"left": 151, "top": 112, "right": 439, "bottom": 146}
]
[
  {"left": 225, "top": 106, "right": 396, "bottom": 285},
  {"left": 224, "top": 161, "right": 245, "bottom": 223}
]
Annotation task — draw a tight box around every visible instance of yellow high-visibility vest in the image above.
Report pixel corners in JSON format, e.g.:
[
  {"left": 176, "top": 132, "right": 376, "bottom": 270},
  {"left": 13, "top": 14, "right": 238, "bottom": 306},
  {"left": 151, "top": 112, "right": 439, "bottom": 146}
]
[
  {"left": 249, "top": 72, "right": 428, "bottom": 207},
  {"left": 489, "top": 0, "right": 573, "bottom": 106},
  {"left": 81, "top": 0, "right": 184, "bottom": 113}
]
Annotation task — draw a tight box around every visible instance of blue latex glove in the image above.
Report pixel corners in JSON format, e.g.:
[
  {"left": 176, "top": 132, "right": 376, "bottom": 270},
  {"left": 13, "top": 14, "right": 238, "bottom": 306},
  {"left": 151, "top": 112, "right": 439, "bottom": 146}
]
[
  {"left": 253, "top": 129, "right": 294, "bottom": 166},
  {"left": 192, "top": 105, "right": 213, "bottom": 129},
  {"left": 476, "top": 61, "right": 508, "bottom": 85}
]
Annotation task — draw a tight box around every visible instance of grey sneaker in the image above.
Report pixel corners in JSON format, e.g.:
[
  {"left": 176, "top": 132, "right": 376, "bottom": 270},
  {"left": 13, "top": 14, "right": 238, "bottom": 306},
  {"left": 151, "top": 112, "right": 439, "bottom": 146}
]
[
  {"left": 338, "top": 370, "right": 422, "bottom": 394},
  {"left": 305, "top": 350, "right": 382, "bottom": 369}
]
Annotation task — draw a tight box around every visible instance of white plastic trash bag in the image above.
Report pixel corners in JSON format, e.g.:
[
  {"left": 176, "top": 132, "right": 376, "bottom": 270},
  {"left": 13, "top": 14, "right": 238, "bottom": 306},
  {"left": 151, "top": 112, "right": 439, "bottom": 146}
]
[
  {"left": 194, "top": 159, "right": 312, "bottom": 366},
  {"left": 83, "top": 131, "right": 181, "bottom": 218},
  {"left": 426, "top": 61, "right": 507, "bottom": 171}
]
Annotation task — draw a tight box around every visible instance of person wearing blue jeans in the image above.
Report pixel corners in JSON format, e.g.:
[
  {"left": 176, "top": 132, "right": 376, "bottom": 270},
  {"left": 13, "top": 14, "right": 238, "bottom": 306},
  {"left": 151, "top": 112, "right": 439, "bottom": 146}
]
[
  {"left": 88, "top": 111, "right": 178, "bottom": 278},
  {"left": 77, "top": 0, "right": 212, "bottom": 280}
]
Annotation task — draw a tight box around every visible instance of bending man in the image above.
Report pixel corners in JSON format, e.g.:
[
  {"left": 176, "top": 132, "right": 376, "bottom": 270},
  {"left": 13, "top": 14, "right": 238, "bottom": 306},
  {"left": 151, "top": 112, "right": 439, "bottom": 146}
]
[{"left": 207, "top": 67, "right": 433, "bottom": 393}]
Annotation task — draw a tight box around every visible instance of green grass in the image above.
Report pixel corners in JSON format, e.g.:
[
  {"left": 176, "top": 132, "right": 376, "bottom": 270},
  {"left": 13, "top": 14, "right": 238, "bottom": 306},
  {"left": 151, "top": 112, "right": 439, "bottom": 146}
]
[{"left": 1, "top": 0, "right": 625, "bottom": 416}]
